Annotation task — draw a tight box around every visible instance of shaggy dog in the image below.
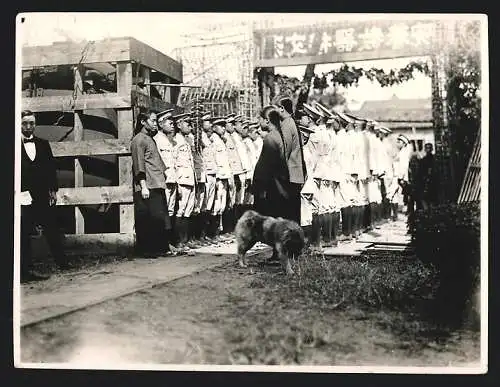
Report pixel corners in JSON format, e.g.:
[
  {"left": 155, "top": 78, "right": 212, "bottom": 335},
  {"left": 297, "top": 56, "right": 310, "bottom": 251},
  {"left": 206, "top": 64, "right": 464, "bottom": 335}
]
[{"left": 235, "top": 210, "right": 305, "bottom": 275}]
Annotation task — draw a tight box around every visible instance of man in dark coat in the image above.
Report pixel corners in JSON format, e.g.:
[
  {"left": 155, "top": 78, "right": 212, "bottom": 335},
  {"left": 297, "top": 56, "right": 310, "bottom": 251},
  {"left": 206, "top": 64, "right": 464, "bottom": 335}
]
[
  {"left": 251, "top": 109, "right": 289, "bottom": 219},
  {"left": 20, "top": 110, "right": 68, "bottom": 282},
  {"left": 273, "top": 96, "right": 307, "bottom": 224},
  {"left": 418, "top": 143, "right": 438, "bottom": 210}
]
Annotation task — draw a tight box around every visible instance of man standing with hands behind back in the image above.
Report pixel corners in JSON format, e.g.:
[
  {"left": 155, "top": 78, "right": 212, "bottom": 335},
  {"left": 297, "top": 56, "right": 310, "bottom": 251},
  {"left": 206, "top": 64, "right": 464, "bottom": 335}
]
[
  {"left": 131, "top": 110, "right": 172, "bottom": 258},
  {"left": 20, "top": 110, "right": 68, "bottom": 282},
  {"left": 272, "top": 95, "right": 307, "bottom": 224}
]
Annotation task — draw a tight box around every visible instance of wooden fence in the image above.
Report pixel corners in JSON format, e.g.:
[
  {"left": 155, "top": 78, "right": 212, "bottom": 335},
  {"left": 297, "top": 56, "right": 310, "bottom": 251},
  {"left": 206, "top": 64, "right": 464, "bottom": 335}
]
[
  {"left": 457, "top": 129, "right": 481, "bottom": 204},
  {"left": 22, "top": 37, "right": 183, "bottom": 255}
]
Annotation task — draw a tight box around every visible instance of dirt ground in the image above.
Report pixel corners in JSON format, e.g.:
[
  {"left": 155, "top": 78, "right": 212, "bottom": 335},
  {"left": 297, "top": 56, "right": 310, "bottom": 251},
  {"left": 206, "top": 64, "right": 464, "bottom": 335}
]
[{"left": 20, "top": 251, "right": 480, "bottom": 367}]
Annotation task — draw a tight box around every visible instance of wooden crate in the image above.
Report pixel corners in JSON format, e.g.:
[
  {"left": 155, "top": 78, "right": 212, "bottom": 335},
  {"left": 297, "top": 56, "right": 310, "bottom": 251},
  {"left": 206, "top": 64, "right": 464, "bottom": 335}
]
[{"left": 21, "top": 37, "right": 183, "bottom": 255}]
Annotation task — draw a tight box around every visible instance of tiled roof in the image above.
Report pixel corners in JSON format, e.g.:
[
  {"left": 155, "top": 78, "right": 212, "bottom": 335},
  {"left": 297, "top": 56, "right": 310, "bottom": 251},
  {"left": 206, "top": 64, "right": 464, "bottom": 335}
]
[{"left": 351, "top": 95, "right": 432, "bottom": 122}]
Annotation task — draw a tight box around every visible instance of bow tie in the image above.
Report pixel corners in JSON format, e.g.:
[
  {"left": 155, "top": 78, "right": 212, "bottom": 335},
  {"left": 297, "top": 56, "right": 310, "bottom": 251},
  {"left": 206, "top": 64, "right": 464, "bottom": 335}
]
[{"left": 23, "top": 138, "right": 35, "bottom": 143}]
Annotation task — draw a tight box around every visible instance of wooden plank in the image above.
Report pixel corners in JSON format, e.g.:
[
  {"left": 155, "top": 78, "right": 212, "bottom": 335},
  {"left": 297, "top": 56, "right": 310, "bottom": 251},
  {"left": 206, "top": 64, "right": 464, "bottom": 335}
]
[
  {"left": 116, "top": 59, "right": 135, "bottom": 234},
  {"left": 56, "top": 186, "right": 133, "bottom": 206},
  {"left": 30, "top": 233, "right": 135, "bottom": 258},
  {"left": 22, "top": 93, "right": 132, "bottom": 112},
  {"left": 129, "top": 37, "right": 182, "bottom": 82},
  {"left": 74, "top": 66, "right": 85, "bottom": 235},
  {"left": 21, "top": 37, "right": 131, "bottom": 68},
  {"left": 254, "top": 47, "right": 433, "bottom": 68},
  {"left": 50, "top": 139, "right": 131, "bottom": 157},
  {"left": 131, "top": 89, "right": 174, "bottom": 112}
]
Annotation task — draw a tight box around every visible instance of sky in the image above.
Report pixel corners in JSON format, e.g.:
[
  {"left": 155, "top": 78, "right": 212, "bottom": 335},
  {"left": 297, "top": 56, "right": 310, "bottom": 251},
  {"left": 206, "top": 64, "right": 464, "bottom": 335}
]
[{"left": 18, "top": 13, "right": 434, "bottom": 104}]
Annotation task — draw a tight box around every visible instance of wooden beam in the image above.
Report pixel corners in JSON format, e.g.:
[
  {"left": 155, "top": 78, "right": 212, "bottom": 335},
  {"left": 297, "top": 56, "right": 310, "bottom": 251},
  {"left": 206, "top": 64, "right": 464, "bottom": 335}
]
[
  {"left": 74, "top": 65, "right": 85, "bottom": 235},
  {"left": 56, "top": 186, "right": 133, "bottom": 206},
  {"left": 21, "top": 37, "right": 132, "bottom": 68},
  {"left": 116, "top": 61, "right": 135, "bottom": 234},
  {"left": 50, "top": 139, "right": 131, "bottom": 157},
  {"left": 30, "top": 233, "right": 135, "bottom": 258},
  {"left": 22, "top": 93, "right": 132, "bottom": 112},
  {"left": 254, "top": 48, "right": 432, "bottom": 68},
  {"left": 129, "top": 37, "right": 183, "bottom": 82}
]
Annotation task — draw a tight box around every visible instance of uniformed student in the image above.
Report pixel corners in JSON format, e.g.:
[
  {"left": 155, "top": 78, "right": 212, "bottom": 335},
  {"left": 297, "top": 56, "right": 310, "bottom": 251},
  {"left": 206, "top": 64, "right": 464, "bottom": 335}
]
[
  {"left": 130, "top": 110, "right": 172, "bottom": 257},
  {"left": 369, "top": 123, "right": 385, "bottom": 228},
  {"left": 329, "top": 110, "right": 352, "bottom": 241},
  {"left": 200, "top": 112, "right": 218, "bottom": 244},
  {"left": 223, "top": 114, "right": 246, "bottom": 231},
  {"left": 172, "top": 112, "right": 197, "bottom": 251},
  {"left": 153, "top": 109, "right": 178, "bottom": 250},
  {"left": 301, "top": 103, "right": 324, "bottom": 247},
  {"left": 231, "top": 115, "right": 253, "bottom": 219},
  {"left": 313, "top": 102, "right": 344, "bottom": 247},
  {"left": 211, "top": 118, "right": 232, "bottom": 241},
  {"left": 390, "top": 134, "right": 413, "bottom": 220},
  {"left": 344, "top": 114, "right": 368, "bottom": 238},
  {"left": 376, "top": 125, "right": 393, "bottom": 222},
  {"left": 186, "top": 109, "right": 208, "bottom": 247},
  {"left": 297, "top": 122, "right": 320, "bottom": 250},
  {"left": 243, "top": 123, "right": 260, "bottom": 207}
]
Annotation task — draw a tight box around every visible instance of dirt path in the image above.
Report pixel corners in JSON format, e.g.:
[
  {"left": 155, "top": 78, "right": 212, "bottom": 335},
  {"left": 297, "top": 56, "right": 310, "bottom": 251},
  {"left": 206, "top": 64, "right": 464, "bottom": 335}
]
[{"left": 20, "top": 254, "right": 480, "bottom": 367}]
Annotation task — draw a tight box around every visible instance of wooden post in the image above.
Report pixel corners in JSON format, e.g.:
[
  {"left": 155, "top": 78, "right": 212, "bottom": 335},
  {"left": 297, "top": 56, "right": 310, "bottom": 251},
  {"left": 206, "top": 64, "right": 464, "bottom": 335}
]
[
  {"left": 117, "top": 62, "right": 135, "bottom": 234},
  {"left": 74, "top": 65, "right": 85, "bottom": 234},
  {"left": 142, "top": 66, "right": 151, "bottom": 97}
]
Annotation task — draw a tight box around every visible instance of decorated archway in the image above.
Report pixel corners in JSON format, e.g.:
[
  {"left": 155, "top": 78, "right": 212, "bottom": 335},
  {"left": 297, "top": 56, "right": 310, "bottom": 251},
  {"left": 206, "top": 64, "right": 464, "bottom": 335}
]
[{"left": 252, "top": 18, "right": 481, "bottom": 204}]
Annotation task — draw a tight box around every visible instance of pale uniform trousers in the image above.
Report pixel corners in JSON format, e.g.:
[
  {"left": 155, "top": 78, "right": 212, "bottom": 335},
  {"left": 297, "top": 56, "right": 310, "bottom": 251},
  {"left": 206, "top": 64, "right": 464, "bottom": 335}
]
[
  {"left": 201, "top": 131, "right": 217, "bottom": 213},
  {"left": 232, "top": 132, "right": 253, "bottom": 207},
  {"left": 153, "top": 131, "right": 178, "bottom": 217},
  {"left": 300, "top": 138, "right": 319, "bottom": 227},
  {"left": 174, "top": 132, "right": 196, "bottom": 218},
  {"left": 212, "top": 133, "right": 232, "bottom": 216},
  {"left": 187, "top": 133, "right": 206, "bottom": 215},
  {"left": 243, "top": 137, "right": 258, "bottom": 206},
  {"left": 387, "top": 144, "right": 412, "bottom": 205},
  {"left": 224, "top": 133, "right": 245, "bottom": 208}
]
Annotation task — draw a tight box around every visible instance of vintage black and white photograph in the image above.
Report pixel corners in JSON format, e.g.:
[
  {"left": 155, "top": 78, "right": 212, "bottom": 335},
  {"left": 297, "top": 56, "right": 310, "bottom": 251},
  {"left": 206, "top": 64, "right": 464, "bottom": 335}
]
[{"left": 14, "top": 13, "right": 488, "bottom": 372}]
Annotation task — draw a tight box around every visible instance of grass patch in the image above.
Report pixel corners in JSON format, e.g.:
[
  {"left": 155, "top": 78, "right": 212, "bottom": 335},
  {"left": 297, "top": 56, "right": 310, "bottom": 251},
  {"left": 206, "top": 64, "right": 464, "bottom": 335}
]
[{"left": 220, "top": 249, "right": 479, "bottom": 366}]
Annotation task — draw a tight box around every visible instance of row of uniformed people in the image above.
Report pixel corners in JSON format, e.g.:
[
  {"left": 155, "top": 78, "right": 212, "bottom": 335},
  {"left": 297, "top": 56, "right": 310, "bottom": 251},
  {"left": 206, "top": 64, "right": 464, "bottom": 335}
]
[
  {"left": 296, "top": 101, "right": 410, "bottom": 251},
  {"left": 152, "top": 108, "right": 264, "bottom": 253}
]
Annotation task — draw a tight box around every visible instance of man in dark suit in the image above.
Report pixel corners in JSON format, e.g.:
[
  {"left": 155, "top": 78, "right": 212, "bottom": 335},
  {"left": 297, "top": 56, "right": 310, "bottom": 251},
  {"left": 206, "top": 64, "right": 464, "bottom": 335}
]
[
  {"left": 251, "top": 108, "right": 289, "bottom": 219},
  {"left": 272, "top": 96, "right": 307, "bottom": 224},
  {"left": 20, "top": 110, "right": 68, "bottom": 282}
]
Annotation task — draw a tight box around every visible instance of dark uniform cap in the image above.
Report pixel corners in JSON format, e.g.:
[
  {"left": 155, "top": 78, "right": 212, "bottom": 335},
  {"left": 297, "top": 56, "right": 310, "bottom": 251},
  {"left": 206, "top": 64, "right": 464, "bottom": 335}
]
[
  {"left": 212, "top": 117, "right": 226, "bottom": 126},
  {"left": 334, "top": 111, "right": 354, "bottom": 124},
  {"left": 397, "top": 134, "right": 410, "bottom": 145},
  {"left": 201, "top": 112, "right": 212, "bottom": 121},
  {"left": 226, "top": 115, "right": 236, "bottom": 124},
  {"left": 298, "top": 123, "right": 316, "bottom": 134},
  {"left": 234, "top": 115, "right": 243, "bottom": 122},
  {"left": 172, "top": 112, "right": 191, "bottom": 121},
  {"left": 157, "top": 109, "right": 174, "bottom": 122},
  {"left": 312, "top": 101, "right": 335, "bottom": 118},
  {"left": 302, "top": 103, "right": 323, "bottom": 120}
]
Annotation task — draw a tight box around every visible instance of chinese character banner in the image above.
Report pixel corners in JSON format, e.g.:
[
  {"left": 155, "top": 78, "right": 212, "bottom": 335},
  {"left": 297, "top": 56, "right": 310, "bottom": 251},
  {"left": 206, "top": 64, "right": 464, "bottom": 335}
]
[{"left": 255, "top": 20, "right": 439, "bottom": 61}]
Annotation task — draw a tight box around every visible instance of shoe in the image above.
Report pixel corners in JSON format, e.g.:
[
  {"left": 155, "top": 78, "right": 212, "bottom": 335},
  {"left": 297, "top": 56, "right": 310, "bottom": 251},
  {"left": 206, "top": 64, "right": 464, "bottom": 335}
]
[
  {"left": 186, "top": 241, "right": 201, "bottom": 249},
  {"left": 21, "top": 271, "right": 50, "bottom": 283}
]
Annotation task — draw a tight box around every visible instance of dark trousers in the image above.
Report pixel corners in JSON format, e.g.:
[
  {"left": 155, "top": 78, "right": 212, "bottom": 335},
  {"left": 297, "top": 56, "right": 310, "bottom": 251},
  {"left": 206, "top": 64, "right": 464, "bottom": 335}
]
[
  {"left": 283, "top": 182, "right": 302, "bottom": 224},
  {"left": 21, "top": 203, "right": 65, "bottom": 275},
  {"left": 133, "top": 189, "right": 170, "bottom": 255}
]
